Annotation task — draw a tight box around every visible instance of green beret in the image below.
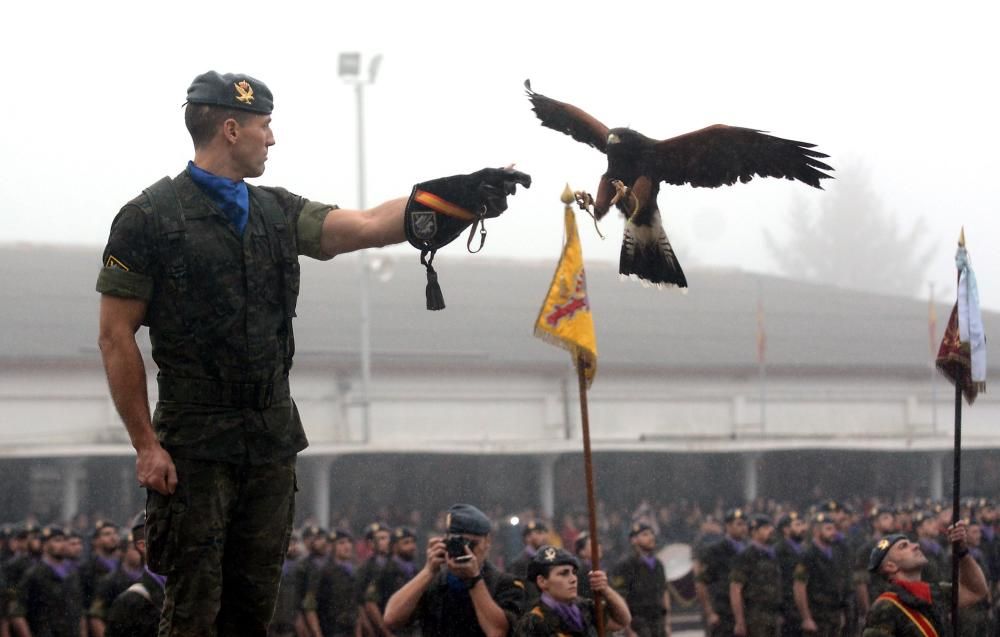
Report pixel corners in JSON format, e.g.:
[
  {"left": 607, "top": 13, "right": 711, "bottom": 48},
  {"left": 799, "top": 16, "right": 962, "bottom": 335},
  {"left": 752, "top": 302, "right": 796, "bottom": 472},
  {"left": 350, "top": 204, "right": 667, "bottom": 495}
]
[
  {"left": 776, "top": 512, "right": 799, "bottom": 530},
  {"left": 868, "top": 534, "right": 907, "bottom": 572},
  {"left": 526, "top": 545, "right": 580, "bottom": 582},
  {"left": 302, "top": 525, "right": 327, "bottom": 540},
  {"left": 629, "top": 522, "right": 654, "bottom": 537},
  {"left": 749, "top": 515, "right": 773, "bottom": 531},
  {"left": 186, "top": 71, "right": 273, "bottom": 115},
  {"left": 725, "top": 508, "right": 746, "bottom": 523},
  {"left": 391, "top": 527, "right": 416, "bottom": 543},
  {"left": 330, "top": 528, "right": 353, "bottom": 542},
  {"left": 40, "top": 525, "right": 66, "bottom": 542},
  {"left": 365, "top": 522, "right": 390, "bottom": 540},
  {"left": 93, "top": 518, "right": 118, "bottom": 538},
  {"left": 522, "top": 520, "right": 548, "bottom": 537},
  {"left": 446, "top": 504, "right": 491, "bottom": 536}
]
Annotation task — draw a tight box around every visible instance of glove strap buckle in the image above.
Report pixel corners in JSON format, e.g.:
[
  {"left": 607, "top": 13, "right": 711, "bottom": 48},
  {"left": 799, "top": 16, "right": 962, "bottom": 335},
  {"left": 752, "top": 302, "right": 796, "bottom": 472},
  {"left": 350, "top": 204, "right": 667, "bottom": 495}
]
[{"left": 466, "top": 206, "right": 488, "bottom": 254}]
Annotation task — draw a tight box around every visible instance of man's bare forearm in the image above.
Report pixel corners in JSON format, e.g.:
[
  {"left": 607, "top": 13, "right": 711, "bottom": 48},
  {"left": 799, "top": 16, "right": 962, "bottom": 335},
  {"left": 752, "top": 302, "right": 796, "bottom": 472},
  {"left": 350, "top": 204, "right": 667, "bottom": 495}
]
[{"left": 98, "top": 324, "right": 155, "bottom": 450}]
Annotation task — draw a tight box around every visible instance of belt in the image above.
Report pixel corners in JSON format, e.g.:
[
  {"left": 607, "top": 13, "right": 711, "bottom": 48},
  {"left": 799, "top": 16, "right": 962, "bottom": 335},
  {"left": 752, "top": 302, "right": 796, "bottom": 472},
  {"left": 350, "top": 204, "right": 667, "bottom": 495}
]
[{"left": 157, "top": 375, "right": 290, "bottom": 410}]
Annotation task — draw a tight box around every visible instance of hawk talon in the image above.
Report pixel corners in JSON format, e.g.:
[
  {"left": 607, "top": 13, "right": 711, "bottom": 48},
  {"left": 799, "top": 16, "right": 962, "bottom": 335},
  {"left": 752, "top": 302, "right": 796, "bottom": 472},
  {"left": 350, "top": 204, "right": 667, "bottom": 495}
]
[
  {"left": 609, "top": 180, "right": 640, "bottom": 221},
  {"left": 573, "top": 190, "right": 605, "bottom": 240}
]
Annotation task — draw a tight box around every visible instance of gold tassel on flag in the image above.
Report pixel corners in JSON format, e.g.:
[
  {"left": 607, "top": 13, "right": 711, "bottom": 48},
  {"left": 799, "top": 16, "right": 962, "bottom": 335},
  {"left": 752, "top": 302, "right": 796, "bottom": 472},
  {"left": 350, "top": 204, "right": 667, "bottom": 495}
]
[{"left": 534, "top": 185, "right": 598, "bottom": 387}]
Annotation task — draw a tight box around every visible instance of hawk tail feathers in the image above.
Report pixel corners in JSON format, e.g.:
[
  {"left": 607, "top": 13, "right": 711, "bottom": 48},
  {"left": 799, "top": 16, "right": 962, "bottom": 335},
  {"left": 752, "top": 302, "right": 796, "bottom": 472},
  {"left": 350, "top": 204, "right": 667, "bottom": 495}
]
[{"left": 619, "top": 218, "right": 688, "bottom": 289}]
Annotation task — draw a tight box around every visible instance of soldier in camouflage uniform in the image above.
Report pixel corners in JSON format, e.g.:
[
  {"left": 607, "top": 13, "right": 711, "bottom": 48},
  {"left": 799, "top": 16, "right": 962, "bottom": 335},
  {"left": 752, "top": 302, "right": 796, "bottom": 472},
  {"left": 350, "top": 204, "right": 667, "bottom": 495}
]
[
  {"left": 611, "top": 522, "right": 671, "bottom": 637},
  {"left": 384, "top": 504, "right": 526, "bottom": 637},
  {"left": 696, "top": 508, "right": 748, "bottom": 637},
  {"left": 9, "top": 526, "right": 83, "bottom": 637},
  {"left": 313, "top": 529, "right": 358, "bottom": 637},
  {"left": 509, "top": 521, "right": 550, "bottom": 581},
  {"left": 855, "top": 507, "right": 898, "bottom": 627},
  {"left": 104, "top": 514, "right": 166, "bottom": 637},
  {"left": 862, "top": 523, "right": 987, "bottom": 637},
  {"left": 794, "top": 513, "right": 851, "bottom": 637},
  {"left": 372, "top": 527, "right": 419, "bottom": 636},
  {"left": 514, "top": 546, "right": 631, "bottom": 637},
  {"left": 959, "top": 521, "right": 992, "bottom": 637},
  {"left": 912, "top": 512, "right": 947, "bottom": 585},
  {"left": 356, "top": 522, "right": 393, "bottom": 637},
  {"left": 269, "top": 530, "right": 303, "bottom": 637},
  {"left": 297, "top": 526, "right": 331, "bottom": 637},
  {"left": 776, "top": 512, "right": 808, "bottom": 637},
  {"left": 90, "top": 527, "right": 146, "bottom": 636},
  {"left": 731, "top": 515, "right": 782, "bottom": 637},
  {"left": 96, "top": 69, "right": 529, "bottom": 637}
]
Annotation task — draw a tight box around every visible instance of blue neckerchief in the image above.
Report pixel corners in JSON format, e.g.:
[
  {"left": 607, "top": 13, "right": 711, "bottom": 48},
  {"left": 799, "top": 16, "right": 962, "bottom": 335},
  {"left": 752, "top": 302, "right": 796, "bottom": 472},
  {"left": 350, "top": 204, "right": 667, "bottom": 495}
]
[
  {"left": 446, "top": 572, "right": 471, "bottom": 598},
  {"left": 541, "top": 593, "right": 585, "bottom": 633},
  {"left": 726, "top": 537, "right": 746, "bottom": 554},
  {"left": 145, "top": 565, "right": 167, "bottom": 591},
  {"left": 971, "top": 547, "right": 984, "bottom": 562},
  {"left": 44, "top": 557, "right": 72, "bottom": 580},
  {"left": 640, "top": 555, "right": 658, "bottom": 571},
  {"left": 281, "top": 558, "right": 297, "bottom": 577},
  {"left": 123, "top": 565, "right": 144, "bottom": 582},
  {"left": 337, "top": 560, "right": 355, "bottom": 576},
  {"left": 394, "top": 555, "right": 416, "bottom": 579},
  {"left": 187, "top": 161, "right": 249, "bottom": 235},
  {"left": 982, "top": 527, "right": 996, "bottom": 542},
  {"left": 786, "top": 538, "right": 804, "bottom": 555},
  {"left": 816, "top": 543, "right": 833, "bottom": 560},
  {"left": 98, "top": 555, "right": 120, "bottom": 573},
  {"left": 752, "top": 541, "right": 776, "bottom": 560},
  {"left": 524, "top": 546, "right": 538, "bottom": 558}
]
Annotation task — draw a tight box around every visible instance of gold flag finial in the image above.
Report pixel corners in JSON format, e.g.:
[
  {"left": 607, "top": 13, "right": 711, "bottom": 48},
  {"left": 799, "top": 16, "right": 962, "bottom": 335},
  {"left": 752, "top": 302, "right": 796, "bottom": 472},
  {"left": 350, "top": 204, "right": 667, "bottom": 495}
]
[
  {"left": 959, "top": 227, "right": 966, "bottom": 247},
  {"left": 561, "top": 183, "right": 575, "bottom": 205}
]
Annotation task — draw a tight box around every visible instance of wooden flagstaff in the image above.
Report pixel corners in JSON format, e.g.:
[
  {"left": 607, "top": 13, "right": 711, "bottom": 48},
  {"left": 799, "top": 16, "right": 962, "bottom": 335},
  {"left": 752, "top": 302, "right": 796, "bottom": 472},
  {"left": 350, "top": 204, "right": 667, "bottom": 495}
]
[
  {"left": 576, "top": 353, "right": 606, "bottom": 637},
  {"left": 951, "top": 380, "right": 962, "bottom": 637},
  {"left": 535, "top": 186, "right": 603, "bottom": 637},
  {"left": 950, "top": 228, "right": 966, "bottom": 637}
]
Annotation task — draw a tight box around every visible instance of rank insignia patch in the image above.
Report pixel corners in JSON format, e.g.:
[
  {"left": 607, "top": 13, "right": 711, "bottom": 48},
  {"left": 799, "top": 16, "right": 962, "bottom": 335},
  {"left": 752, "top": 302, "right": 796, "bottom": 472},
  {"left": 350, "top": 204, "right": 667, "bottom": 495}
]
[
  {"left": 105, "top": 255, "right": 129, "bottom": 271},
  {"left": 234, "top": 80, "right": 255, "bottom": 104}
]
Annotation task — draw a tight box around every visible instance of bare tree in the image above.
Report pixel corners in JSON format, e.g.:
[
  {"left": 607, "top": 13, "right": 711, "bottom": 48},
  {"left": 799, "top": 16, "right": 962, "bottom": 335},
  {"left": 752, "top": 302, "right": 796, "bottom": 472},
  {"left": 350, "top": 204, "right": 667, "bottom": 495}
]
[{"left": 764, "top": 163, "right": 934, "bottom": 297}]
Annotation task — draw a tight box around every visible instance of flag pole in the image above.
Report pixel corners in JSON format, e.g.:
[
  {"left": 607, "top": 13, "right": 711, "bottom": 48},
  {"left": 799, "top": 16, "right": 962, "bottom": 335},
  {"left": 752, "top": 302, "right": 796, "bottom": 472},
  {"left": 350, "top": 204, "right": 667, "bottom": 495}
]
[
  {"left": 576, "top": 353, "right": 606, "bottom": 637},
  {"left": 951, "top": 229, "right": 966, "bottom": 637}
]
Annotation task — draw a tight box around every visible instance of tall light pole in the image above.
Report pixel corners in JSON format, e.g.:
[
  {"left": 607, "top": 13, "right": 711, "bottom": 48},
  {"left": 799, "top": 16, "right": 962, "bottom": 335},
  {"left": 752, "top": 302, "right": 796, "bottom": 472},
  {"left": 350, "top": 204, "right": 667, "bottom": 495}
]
[{"left": 339, "top": 52, "right": 382, "bottom": 444}]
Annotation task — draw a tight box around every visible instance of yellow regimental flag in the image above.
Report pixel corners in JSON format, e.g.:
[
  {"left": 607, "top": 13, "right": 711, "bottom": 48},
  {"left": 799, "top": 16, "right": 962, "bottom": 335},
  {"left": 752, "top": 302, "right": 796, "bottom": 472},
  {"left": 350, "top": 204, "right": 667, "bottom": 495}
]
[{"left": 534, "top": 198, "right": 597, "bottom": 388}]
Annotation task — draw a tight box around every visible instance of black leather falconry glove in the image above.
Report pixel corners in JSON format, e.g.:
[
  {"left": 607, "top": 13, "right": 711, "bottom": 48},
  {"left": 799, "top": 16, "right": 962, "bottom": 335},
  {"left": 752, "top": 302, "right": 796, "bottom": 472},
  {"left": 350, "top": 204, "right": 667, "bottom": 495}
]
[{"left": 404, "top": 166, "right": 531, "bottom": 310}]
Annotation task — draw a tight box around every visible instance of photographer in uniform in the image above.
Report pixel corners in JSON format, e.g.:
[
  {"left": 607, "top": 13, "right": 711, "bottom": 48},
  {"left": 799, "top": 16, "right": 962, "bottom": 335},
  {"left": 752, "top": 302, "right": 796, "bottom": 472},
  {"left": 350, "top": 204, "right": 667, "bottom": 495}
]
[{"left": 384, "top": 504, "right": 524, "bottom": 637}]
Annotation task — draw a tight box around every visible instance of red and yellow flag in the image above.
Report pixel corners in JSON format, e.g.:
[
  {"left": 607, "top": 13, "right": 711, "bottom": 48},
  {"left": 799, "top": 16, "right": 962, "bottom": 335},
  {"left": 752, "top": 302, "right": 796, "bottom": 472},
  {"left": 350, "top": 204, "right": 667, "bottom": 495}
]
[{"left": 535, "top": 189, "right": 598, "bottom": 388}]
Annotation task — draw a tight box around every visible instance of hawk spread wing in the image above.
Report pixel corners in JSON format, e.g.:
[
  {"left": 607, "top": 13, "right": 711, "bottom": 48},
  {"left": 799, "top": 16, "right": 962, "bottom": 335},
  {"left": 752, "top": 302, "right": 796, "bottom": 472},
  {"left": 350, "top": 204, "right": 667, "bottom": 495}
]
[
  {"left": 524, "top": 80, "right": 609, "bottom": 153},
  {"left": 652, "top": 125, "right": 833, "bottom": 189}
]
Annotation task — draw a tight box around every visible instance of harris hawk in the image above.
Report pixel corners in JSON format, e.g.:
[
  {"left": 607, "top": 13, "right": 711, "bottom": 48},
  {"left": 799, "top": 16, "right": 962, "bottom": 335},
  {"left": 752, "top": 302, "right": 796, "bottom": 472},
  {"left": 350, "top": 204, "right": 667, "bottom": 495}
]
[{"left": 525, "top": 80, "right": 833, "bottom": 288}]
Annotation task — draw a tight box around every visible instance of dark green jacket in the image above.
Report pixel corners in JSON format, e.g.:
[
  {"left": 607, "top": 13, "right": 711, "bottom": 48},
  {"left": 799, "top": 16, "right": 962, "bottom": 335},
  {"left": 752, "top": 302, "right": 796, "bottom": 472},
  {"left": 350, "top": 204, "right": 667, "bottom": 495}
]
[
  {"left": 697, "top": 538, "right": 742, "bottom": 620},
  {"left": 731, "top": 543, "right": 783, "bottom": 613},
  {"left": 514, "top": 599, "right": 598, "bottom": 637},
  {"left": 96, "top": 171, "right": 333, "bottom": 464},
  {"left": 415, "top": 562, "right": 525, "bottom": 637},
  {"left": 611, "top": 552, "right": 667, "bottom": 620},
  {"left": 862, "top": 582, "right": 948, "bottom": 637}
]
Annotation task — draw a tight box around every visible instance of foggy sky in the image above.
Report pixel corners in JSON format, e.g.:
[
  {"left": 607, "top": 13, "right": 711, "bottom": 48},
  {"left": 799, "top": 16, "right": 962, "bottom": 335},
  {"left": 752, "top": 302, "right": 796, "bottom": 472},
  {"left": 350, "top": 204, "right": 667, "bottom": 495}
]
[{"left": 3, "top": 0, "right": 998, "bottom": 309}]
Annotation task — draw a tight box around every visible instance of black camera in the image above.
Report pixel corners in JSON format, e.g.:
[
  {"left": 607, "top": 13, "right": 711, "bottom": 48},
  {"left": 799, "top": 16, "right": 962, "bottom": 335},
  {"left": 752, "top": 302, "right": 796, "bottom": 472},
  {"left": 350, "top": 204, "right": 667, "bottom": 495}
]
[{"left": 445, "top": 535, "right": 471, "bottom": 560}]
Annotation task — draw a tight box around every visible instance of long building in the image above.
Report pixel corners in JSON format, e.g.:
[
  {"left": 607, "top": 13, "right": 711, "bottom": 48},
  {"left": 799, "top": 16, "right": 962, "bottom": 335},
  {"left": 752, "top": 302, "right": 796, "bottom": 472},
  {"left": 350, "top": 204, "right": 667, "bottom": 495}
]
[{"left": 1, "top": 243, "right": 997, "bottom": 524}]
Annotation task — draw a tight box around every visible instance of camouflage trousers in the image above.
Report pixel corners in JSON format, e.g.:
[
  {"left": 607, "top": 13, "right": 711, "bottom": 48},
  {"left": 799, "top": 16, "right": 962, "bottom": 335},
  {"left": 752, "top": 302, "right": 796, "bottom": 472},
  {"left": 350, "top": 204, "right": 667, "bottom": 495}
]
[
  {"left": 745, "top": 609, "right": 782, "bottom": 637},
  {"left": 146, "top": 455, "right": 297, "bottom": 637}
]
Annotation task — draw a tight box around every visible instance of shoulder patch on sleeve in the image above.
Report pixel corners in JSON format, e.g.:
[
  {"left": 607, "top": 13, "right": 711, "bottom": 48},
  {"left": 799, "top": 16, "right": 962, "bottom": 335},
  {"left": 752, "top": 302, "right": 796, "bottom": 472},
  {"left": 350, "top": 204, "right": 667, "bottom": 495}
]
[{"left": 105, "top": 255, "right": 130, "bottom": 271}]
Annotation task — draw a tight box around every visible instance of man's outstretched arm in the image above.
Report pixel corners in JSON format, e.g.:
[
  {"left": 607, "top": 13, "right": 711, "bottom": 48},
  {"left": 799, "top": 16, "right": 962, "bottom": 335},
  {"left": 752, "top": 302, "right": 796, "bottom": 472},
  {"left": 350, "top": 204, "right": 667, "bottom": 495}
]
[{"left": 319, "top": 198, "right": 408, "bottom": 258}]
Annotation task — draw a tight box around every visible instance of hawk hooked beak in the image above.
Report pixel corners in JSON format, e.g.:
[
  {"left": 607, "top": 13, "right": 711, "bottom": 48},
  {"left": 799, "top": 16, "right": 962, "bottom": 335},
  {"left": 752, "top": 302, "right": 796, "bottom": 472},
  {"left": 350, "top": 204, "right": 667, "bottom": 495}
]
[{"left": 607, "top": 132, "right": 620, "bottom": 145}]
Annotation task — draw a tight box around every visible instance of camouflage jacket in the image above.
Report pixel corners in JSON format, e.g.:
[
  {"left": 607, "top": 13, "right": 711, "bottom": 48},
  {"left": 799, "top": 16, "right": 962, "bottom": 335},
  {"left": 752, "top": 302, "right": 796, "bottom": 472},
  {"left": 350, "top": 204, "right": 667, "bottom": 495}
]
[
  {"left": 862, "top": 582, "right": 948, "bottom": 637},
  {"left": 731, "top": 543, "right": 783, "bottom": 613},
  {"left": 96, "top": 170, "right": 334, "bottom": 464}
]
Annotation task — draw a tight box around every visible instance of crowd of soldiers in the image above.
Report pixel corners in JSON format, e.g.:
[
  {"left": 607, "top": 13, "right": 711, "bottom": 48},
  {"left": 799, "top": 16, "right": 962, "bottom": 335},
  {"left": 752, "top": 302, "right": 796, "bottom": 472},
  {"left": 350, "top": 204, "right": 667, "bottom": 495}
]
[{"left": 1, "top": 495, "right": 999, "bottom": 637}]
